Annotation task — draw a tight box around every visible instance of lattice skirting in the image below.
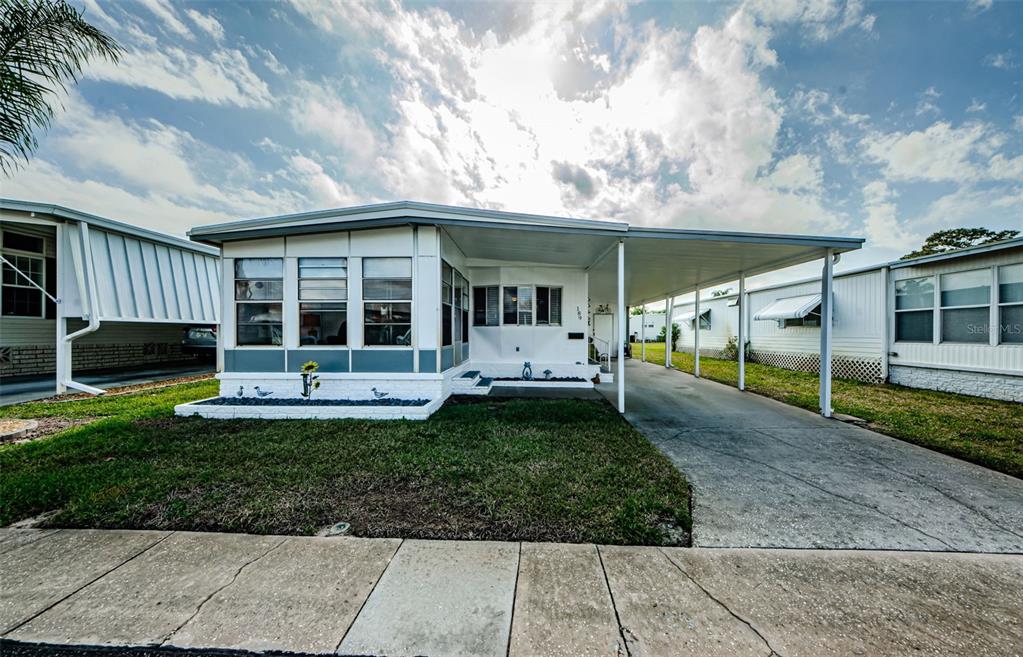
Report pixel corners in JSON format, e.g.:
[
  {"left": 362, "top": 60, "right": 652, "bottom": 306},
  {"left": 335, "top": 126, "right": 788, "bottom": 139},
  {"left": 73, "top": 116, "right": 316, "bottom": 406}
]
[{"left": 747, "top": 350, "right": 884, "bottom": 383}]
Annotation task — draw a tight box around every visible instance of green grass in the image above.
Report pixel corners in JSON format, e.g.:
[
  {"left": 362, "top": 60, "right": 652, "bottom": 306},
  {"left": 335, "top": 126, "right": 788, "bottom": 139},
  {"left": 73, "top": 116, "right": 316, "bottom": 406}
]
[
  {"left": 635, "top": 342, "right": 1023, "bottom": 479},
  {"left": 0, "top": 382, "right": 690, "bottom": 545}
]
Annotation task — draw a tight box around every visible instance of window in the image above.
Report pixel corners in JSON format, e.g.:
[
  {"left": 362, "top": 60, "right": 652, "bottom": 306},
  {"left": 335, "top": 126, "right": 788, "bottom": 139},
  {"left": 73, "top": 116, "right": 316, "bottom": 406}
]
[
  {"left": 894, "top": 276, "right": 934, "bottom": 342},
  {"left": 503, "top": 286, "right": 533, "bottom": 325},
  {"left": 364, "top": 257, "right": 412, "bottom": 346},
  {"left": 442, "top": 261, "right": 453, "bottom": 346},
  {"left": 783, "top": 311, "right": 820, "bottom": 328},
  {"left": 536, "top": 286, "right": 562, "bottom": 326},
  {"left": 1, "top": 253, "right": 44, "bottom": 317},
  {"left": 689, "top": 311, "right": 711, "bottom": 331},
  {"left": 235, "top": 258, "right": 283, "bottom": 345},
  {"left": 299, "top": 258, "right": 347, "bottom": 346},
  {"left": 473, "top": 286, "right": 499, "bottom": 326},
  {"left": 461, "top": 278, "right": 470, "bottom": 342},
  {"left": 999, "top": 263, "right": 1023, "bottom": 344},
  {"left": 940, "top": 269, "right": 990, "bottom": 343}
]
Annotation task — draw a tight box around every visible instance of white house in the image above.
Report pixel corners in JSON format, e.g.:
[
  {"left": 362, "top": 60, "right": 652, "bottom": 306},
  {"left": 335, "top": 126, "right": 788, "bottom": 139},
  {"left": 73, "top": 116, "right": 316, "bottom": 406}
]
[
  {"left": 1, "top": 200, "right": 220, "bottom": 393},
  {"left": 178, "top": 201, "right": 862, "bottom": 419},
  {"left": 663, "top": 237, "right": 1023, "bottom": 402}
]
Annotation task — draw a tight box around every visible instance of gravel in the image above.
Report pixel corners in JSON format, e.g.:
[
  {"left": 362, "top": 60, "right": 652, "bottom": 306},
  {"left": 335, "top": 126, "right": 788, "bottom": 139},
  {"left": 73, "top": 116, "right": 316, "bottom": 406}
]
[{"left": 198, "top": 396, "right": 431, "bottom": 407}]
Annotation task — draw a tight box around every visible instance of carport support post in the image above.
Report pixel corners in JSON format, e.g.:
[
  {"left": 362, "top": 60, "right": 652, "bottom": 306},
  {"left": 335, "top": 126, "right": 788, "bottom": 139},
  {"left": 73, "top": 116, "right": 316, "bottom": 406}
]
[
  {"left": 738, "top": 273, "right": 746, "bottom": 391},
  {"left": 640, "top": 305, "right": 646, "bottom": 362},
  {"left": 693, "top": 287, "right": 701, "bottom": 377},
  {"left": 664, "top": 296, "right": 673, "bottom": 368},
  {"left": 819, "top": 249, "right": 834, "bottom": 417},
  {"left": 617, "top": 239, "right": 625, "bottom": 413}
]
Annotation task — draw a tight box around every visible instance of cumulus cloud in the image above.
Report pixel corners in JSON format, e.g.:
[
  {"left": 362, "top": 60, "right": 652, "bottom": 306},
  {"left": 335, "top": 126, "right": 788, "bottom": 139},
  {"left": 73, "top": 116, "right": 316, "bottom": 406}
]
[
  {"left": 861, "top": 121, "right": 990, "bottom": 182},
  {"left": 284, "top": 0, "right": 861, "bottom": 234},
  {"left": 861, "top": 181, "right": 917, "bottom": 249},
  {"left": 985, "top": 50, "right": 1017, "bottom": 70}
]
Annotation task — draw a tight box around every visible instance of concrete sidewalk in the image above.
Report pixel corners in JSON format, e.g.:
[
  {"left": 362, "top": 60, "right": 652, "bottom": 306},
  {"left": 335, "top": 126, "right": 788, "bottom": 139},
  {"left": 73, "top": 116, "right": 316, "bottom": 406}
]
[{"left": 2, "top": 529, "right": 1021, "bottom": 657}]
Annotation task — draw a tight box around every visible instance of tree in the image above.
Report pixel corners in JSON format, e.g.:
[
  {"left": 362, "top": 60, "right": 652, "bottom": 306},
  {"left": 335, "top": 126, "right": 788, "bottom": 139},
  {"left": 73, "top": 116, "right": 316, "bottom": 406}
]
[
  {"left": 630, "top": 307, "right": 645, "bottom": 315},
  {"left": 902, "top": 228, "right": 1020, "bottom": 260},
  {"left": 657, "top": 322, "right": 681, "bottom": 352},
  {"left": 1, "top": 0, "right": 121, "bottom": 174}
]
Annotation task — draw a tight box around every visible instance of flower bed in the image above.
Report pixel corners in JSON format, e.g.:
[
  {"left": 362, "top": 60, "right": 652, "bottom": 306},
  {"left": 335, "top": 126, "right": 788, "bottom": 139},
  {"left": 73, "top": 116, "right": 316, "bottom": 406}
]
[{"left": 199, "top": 397, "right": 431, "bottom": 407}]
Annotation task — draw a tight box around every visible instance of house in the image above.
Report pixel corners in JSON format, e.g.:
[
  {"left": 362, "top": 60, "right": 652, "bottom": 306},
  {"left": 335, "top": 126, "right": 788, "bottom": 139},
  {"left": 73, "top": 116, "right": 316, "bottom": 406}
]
[
  {"left": 663, "top": 236, "right": 1022, "bottom": 402},
  {"left": 0, "top": 200, "right": 220, "bottom": 394},
  {"left": 179, "top": 201, "right": 862, "bottom": 419}
]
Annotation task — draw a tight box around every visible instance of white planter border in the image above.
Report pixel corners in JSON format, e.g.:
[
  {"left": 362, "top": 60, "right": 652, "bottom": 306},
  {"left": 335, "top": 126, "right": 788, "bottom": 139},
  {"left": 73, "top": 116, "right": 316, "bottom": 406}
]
[
  {"left": 174, "top": 396, "right": 445, "bottom": 421},
  {"left": 489, "top": 380, "right": 594, "bottom": 389}
]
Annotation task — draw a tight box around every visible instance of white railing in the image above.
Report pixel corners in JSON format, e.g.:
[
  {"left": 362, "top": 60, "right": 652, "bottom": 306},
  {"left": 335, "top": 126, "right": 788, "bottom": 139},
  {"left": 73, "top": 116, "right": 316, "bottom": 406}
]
[{"left": 591, "top": 337, "right": 612, "bottom": 373}]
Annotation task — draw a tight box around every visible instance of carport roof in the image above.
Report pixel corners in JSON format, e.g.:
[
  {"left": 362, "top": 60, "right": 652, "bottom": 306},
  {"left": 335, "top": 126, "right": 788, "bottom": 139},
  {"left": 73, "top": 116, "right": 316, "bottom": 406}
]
[{"left": 189, "top": 200, "right": 863, "bottom": 305}]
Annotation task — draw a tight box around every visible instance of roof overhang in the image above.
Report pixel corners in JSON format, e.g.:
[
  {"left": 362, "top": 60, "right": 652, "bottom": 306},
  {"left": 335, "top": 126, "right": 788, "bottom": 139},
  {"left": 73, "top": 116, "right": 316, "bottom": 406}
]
[
  {"left": 187, "top": 201, "right": 863, "bottom": 306},
  {"left": 753, "top": 293, "right": 823, "bottom": 321},
  {"left": 1, "top": 198, "right": 219, "bottom": 256}
]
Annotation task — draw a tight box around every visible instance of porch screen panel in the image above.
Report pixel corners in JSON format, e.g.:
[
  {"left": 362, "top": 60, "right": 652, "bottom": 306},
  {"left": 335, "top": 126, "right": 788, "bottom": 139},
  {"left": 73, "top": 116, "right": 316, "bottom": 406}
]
[
  {"left": 364, "top": 257, "right": 412, "bottom": 346},
  {"left": 299, "top": 257, "right": 347, "bottom": 346},
  {"left": 442, "top": 261, "right": 453, "bottom": 346},
  {"left": 235, "top": 258, "right": 283, "bottom": 345}
]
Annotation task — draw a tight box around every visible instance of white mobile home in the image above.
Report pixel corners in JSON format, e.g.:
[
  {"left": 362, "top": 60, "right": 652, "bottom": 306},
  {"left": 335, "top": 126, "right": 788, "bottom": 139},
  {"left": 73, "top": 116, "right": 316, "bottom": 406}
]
[
  {"left": 665, "top": 237, "right": 1023, "bottom": 401},
  {"left": 180, "top": 201, "right": 861, "bottom": 419},
  {"left": 1, "top": 200, "right": 220, "bottom": 393}
]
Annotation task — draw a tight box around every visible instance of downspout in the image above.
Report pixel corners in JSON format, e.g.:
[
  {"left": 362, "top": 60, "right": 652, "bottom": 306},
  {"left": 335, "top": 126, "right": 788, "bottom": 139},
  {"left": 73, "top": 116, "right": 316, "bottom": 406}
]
[{"left": 63, "top": 221, "right": 105, "bottom": 395}]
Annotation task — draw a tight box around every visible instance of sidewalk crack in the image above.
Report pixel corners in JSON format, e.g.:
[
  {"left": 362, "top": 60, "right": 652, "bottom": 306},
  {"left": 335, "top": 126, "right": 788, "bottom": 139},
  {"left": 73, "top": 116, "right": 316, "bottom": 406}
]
[
  {"left": 504, "top": 542, "right": 522, "bottom": 657},
  {"left": 160, "top": 536, "right": 287, "bottom": 646},
  {"left": 595, "top": 545, "right": 632, "bottom": 657},
  {"left": 659, "top": 549, "right": 781, "bottom": 657},
  {"left": 334, "top": 538, "right": 403, "bottom": 654}
]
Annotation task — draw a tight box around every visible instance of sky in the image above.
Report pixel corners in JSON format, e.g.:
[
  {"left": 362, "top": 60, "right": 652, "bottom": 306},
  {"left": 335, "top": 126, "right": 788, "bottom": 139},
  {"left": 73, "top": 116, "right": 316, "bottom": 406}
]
[{"left": 4, "top": 0, "right": 1022, "bottom": 291}]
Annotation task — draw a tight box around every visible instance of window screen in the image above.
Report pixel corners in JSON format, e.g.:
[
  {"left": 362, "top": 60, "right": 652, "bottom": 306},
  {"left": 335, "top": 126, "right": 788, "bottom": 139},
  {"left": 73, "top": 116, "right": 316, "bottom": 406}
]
[
  {"left": 474, "top": 286, "right": 499, "bottom": 326},
  {"left": 235, "top": 258, "right": 283, "bottom": 345},
  {"left": 364, "top": 258, "right": 412, "bottom": 346},
  {"left": 894, "top": 277, "right": 934, "bottom": 342},
  {"left": 536, "top": 287, "right": 562, "bottom": 326},
  {"left": 940, "top": 269, "right": 990, "bottom": 343},
  {"left": 299, "top": 258, "right": 347, "bottom": 346},
  {"left": 999, "top": 263, "right": 1023, "bottom": 344}
]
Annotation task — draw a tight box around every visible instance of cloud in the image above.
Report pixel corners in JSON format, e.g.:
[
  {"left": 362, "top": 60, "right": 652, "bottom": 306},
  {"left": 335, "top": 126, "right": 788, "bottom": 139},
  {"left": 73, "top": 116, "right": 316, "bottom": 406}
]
[
  {"left": 985, "top": 50, "right": 1017, "bottom": 70},
  {"left": 85, "top": 45, "right": 272, "bottom": 108},
  {"left": 185, "top": 9, "right": 225, "bottom": 41},
  {"left": 284, "top": 1, "right": 852, "bottom": 235},
  {"left": 745, "top": 0, "right": 876, "bottom": 40},
  {"left": 861, "top": 181, "right": 917, "bottom": 249},
  {"left": 288, "top": 155, "right": 362, "bottom": 207},
  {"left": 137, "top": 0, "right": 192, "bottom": 39},
  {"left": 915, "top": 85, "right": 941, "bottom": 116},
  {"left": 763, "top": 154, "right": 823, "bottom": 193},
  {"left": 969, "top": 0, "right": 993, "bottom": 11},
  {"left": 966, "top": 99, "right": 986, "bottom": 113},
  {"left": 862, "top": 121, "right": 989, "bottom": 182}
]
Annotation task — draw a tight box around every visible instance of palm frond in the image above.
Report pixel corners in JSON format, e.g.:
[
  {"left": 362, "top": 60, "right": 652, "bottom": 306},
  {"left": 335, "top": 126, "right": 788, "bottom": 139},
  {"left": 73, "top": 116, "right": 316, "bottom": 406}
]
[{"left": 0, "top": 0, "right": 122, "bottom": 175}]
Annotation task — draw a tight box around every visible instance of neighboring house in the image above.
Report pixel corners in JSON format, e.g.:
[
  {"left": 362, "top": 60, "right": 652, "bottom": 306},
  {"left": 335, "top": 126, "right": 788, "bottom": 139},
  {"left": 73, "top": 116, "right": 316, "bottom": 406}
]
[
  {"left": 665, "top": 237, "right": 1023, "bottom": 402},
  {"left": 0, "top": 200, "right": 221, "bottom": 393},
  {"left": 183, "top": 201, "right": 861, "bottom": 419},
  {"left": 629, "top": 312, "right": 665, "bottom": 342}
]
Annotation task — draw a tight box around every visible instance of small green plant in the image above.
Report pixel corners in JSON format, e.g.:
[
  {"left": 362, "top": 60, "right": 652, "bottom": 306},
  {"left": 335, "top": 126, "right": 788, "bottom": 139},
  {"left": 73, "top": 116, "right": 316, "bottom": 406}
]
[
  {"left": 720, "top": 335, "right": 750, "bottom": 361},
  {"left": 300, "top": 361, "right": 321, "bottom": 399},
  {"left": 657, "top": 322, "right": 681, "bottom": 352}
]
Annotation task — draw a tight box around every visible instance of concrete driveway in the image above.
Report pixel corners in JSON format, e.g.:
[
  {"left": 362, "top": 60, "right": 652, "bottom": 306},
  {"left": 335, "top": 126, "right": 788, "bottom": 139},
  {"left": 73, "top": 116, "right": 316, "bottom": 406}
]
[{"left": 600, "top": 360, "right": 1023, "bottom": 552}]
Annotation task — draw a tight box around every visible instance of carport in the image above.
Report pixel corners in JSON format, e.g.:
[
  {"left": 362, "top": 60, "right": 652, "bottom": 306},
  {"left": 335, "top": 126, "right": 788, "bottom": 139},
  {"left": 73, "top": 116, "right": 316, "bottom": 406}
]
[{"left": 584, "top": 227, "right": 862, "bottom": 416}]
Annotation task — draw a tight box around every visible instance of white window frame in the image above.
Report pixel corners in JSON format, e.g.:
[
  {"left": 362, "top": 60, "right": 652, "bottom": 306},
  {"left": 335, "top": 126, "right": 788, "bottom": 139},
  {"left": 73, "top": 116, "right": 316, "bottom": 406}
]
[
  {"left": 297, "top": 257, "right": 348, "bottom": 348},
  {"left": 893, "top": 275, "right": 935, "bottom": 344},
  {"left": 938, "top": 267, "right": 991, "bottom": 345},
  {"left": 472, "top": 285, "right": 499, "bottom": 327},
  {"left": 997, "top": 263, "right": 1023, "bottom": 346},
  {"left": 502, "top": 284, "right": 534, "bottom": 326},
  {"left": 234, "top": 258, "right": 284, "bottom": 348},
  {"left": 362, "top": 257, "right": 413, "bottom": 349},
  {"left": 535, "top": 285, "right": 563, "bottom": 327},
  {"left": 1, "top": 228, "right": 47, "bottom": 319}
]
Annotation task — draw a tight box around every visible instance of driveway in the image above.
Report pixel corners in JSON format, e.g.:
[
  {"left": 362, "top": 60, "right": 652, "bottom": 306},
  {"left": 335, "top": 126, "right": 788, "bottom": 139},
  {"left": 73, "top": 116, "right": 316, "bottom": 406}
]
[
  {"left": 599, "top": 360, "right": 1023, "bottom": 552},
  {"left": 0, "top": 363, "right": 214, "bottom": 407}
]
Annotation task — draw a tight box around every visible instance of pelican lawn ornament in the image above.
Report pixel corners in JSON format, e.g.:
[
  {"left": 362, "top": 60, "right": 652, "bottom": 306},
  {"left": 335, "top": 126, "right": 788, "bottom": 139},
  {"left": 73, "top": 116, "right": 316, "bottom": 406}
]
[{"left": 522, "top": 361, "right": 533, "bottom": 381}]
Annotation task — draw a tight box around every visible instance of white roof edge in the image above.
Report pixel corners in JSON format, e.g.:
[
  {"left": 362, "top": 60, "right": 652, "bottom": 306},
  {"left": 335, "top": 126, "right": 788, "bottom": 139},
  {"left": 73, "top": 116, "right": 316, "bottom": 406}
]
[
  {"left": 189, "top": 200, "right": 630, "bottom": 238},
  {"left": 1, "top": 198, "right": 219, "bottom": 256}
]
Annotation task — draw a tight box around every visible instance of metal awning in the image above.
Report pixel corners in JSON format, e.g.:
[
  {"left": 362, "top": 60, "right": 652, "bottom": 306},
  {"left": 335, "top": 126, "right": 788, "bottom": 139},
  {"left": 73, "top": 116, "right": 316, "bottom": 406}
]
[
  {"left": 754, "top": 293, "right": 821, "bottom": 321},
  {"left": 679, "top": 308, "right": 711, "bottom": 323}
]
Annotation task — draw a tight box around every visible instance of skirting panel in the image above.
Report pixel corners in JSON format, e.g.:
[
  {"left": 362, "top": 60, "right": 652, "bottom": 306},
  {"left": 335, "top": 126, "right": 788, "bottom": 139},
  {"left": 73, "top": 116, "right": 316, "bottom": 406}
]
[{"left": 747, "top": 349, "right": 884, "bottom": 383}]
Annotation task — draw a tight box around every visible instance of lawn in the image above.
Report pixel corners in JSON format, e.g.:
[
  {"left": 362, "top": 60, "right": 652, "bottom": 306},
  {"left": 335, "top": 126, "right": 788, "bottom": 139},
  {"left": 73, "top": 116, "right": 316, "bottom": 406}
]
[
  {"left": 0, "top": 381, "right": 691, "bottom": 545},
  {"left": 634, "top": 342, "right": 1023, "bottom": 479}
]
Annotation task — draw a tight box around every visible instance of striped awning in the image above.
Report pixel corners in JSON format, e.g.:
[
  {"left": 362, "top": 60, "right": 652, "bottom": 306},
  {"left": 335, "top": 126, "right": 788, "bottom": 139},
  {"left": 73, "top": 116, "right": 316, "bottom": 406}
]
[{"left": 754, "top": 294, "right": 821, "bottom": 321}]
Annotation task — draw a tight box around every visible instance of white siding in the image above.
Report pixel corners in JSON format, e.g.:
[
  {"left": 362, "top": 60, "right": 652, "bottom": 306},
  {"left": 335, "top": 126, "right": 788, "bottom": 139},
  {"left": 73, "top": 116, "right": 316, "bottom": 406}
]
[
  {"left": 748, "top": 268, "right": 886, "bottom": 360},
  {"left": 676, "top": 296, "right": 740, "bottom": 353}
]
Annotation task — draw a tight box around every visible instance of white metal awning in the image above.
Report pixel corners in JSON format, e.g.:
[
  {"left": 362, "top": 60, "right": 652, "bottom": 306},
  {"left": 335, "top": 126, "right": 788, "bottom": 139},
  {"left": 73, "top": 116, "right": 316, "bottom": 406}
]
[
  {"left": 754, "top": 293, "right": 821, "bottom": 321},
  {"left": 679, "top": 308, "right": 710, "bottom": 323}
]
